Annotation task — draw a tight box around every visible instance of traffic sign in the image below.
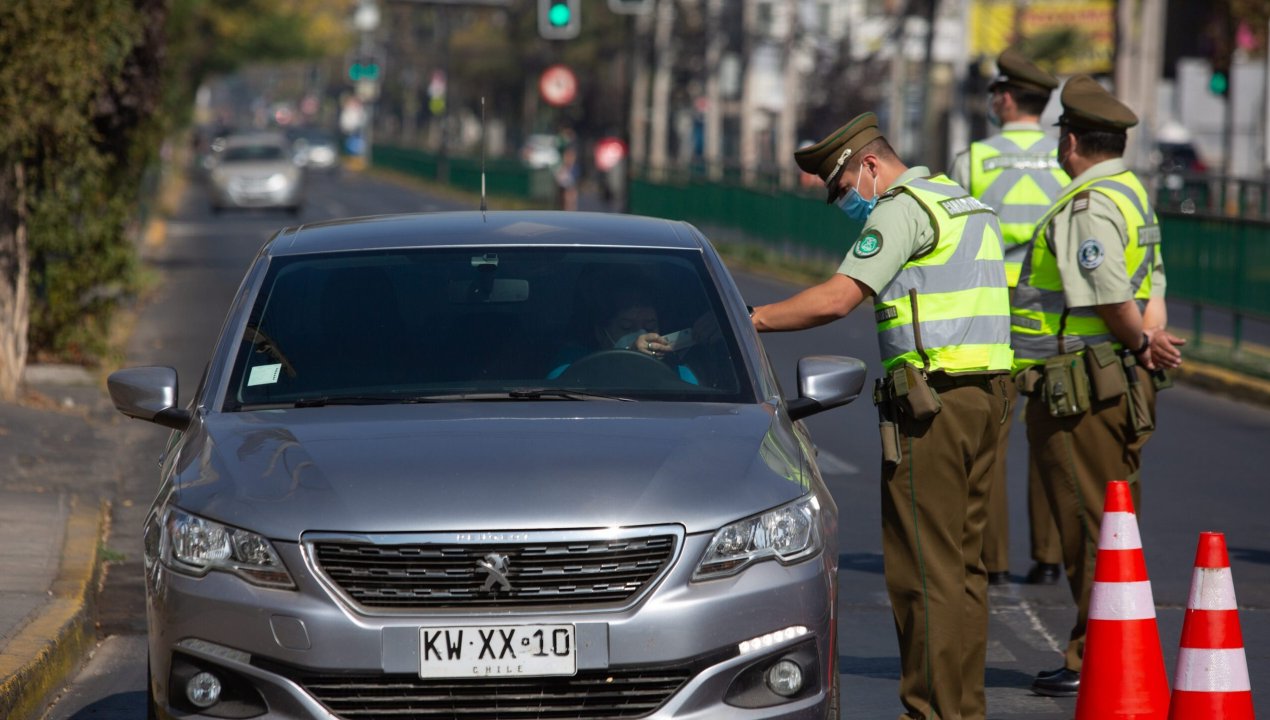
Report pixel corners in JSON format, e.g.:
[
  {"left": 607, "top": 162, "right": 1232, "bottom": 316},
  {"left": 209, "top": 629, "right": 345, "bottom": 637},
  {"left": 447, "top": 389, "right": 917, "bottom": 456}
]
[
  {"left": 594, "top": 137, "right": 627, "bottom": 172},
  {"left": 539, "top": 65, "right": 578, "bottom": 107}
]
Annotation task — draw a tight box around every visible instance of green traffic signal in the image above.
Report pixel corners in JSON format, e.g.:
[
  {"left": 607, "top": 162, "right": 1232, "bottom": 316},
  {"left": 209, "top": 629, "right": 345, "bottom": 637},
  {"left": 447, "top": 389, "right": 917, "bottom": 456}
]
[
  {"left": 1209, "top": 70, "right": 1228, "bottom": 96},
  {"left": 548, "top": 2, "right": 571, "bottom": 26}
]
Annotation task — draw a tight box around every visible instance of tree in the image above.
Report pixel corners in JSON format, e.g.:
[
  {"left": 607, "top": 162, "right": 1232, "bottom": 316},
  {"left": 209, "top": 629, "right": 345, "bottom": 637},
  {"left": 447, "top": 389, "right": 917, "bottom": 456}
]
[{"left": 0, "top": 0, "right": 345, "bottom": 399}]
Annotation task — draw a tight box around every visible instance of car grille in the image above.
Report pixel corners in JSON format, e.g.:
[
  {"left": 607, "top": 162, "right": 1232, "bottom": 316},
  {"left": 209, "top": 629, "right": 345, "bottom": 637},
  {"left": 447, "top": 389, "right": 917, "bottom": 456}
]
[
  {"left": 310, "top": 532, "right": 678, "bottom": 609},
  {"left": 296, "top": 668, "right": 692, "bottom": 719}
]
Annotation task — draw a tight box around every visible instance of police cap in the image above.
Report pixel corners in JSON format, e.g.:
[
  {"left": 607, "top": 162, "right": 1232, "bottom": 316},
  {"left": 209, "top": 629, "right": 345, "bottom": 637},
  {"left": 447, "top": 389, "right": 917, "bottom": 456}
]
[
  {"left": 793, "top": 112, "right": 883, "bottom": 201},
  {"left": 1057, "top": 75, "right": 1138, "bottom": 132},
  {"left": 989, "top": 47, "right": 1058, "bottom": 94}
]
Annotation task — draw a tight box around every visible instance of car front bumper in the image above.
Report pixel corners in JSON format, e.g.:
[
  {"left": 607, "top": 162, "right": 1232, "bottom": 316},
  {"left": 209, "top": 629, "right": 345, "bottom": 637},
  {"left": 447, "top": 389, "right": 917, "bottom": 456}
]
[{"left": 147, "top": 532, "right": 837, "bottom": 720}]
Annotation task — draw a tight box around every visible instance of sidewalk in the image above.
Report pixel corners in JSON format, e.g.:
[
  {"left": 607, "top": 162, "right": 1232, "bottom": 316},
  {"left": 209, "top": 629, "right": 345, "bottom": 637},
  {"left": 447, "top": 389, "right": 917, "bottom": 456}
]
[{"left": 0, "top": 366, "right": 117, "bottom": 720}]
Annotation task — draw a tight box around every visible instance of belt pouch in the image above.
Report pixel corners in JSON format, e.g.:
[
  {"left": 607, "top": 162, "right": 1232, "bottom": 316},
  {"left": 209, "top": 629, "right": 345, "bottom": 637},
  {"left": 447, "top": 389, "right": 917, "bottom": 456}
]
[
  {"left": 890, "top": 364, "right": 942, "bottom": 421},
  {"left": 1151, "top": 368, "right": 1174, "bottom": 391},
  {"left": 874, "top": 378, "right": 902, "bottom": 466},
  {"left": 1122, "top": 355, "right": 1156, "bottom": 437},
  {"left": 1043, "top": 353, "right": 1090, "bottom": 418},
  {"left": 1015, "top": 367, "right": 1043, "bottom": 397},
  {"left": 1084, "top": 341, "right": 1127, "bottom": 402}
]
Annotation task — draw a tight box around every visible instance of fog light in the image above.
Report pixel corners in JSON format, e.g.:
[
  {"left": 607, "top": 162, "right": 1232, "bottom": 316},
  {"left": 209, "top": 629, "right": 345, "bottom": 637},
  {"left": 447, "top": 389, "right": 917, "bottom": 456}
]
[
  {"left": 765, "top": 659, "right": 803, "bottom": 697},
  {"left": 186, "top": 671, "right": 222, "bottom": 708}
]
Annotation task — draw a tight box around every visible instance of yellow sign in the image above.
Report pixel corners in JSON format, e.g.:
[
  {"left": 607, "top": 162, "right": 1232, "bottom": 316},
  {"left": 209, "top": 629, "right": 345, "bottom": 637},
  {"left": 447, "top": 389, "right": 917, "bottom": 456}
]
[{"left": 970, "top": 0, "right": 1115, "bottom": 76}]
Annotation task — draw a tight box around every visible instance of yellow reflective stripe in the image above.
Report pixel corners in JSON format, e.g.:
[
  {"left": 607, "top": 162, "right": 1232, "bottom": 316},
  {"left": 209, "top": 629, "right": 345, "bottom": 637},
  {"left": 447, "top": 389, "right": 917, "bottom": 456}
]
[
  {"left": 1004, "top": 260, "right": 1022, "bottom": 288},
  {"left": 884, "top": 344, "right": 1014, "bottom": 374}
]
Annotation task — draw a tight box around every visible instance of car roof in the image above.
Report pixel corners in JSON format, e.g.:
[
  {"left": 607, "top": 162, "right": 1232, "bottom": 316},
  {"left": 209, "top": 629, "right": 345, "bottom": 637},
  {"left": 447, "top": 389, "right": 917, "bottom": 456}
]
[{"left": 266, "top": 211, "right": 706, "bottom": 256}]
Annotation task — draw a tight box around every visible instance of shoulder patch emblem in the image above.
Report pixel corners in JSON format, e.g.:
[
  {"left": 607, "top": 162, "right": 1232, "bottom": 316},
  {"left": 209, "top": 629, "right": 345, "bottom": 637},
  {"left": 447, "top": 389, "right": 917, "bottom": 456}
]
[
  {"left": 853, "top": 231, "right": 883, "bottom": 258},
  {"left": 1078, "top": 238, "right": 1104, "bottom": 270},
  {"left": 1072, "top": 191, "right": 1091, "bottom": 214}
]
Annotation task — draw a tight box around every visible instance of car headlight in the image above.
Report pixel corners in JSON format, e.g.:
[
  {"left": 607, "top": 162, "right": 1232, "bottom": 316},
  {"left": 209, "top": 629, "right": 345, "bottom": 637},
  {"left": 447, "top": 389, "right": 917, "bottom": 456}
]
[
  {"left": 694, "top": 496, "right": 821, "bottom": 580},
  {"left": 264, "top": 173, "right": 291, "bottom": 191},
  {"left": 163, "top": 508, "right": 295, "bottom": 589}
]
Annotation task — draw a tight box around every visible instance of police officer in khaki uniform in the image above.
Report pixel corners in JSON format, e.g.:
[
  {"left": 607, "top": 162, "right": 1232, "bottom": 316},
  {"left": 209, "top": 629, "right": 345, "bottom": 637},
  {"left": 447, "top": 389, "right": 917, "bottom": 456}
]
[
  {"left": 951, "top": 47, "right": 1067, "bottom": 587},
  {"left": 1009, "top": 76, "right": 1185, "bottom": 696},
  {"left": 750, "top": 112, "right": 1012, "bottom": 720}
]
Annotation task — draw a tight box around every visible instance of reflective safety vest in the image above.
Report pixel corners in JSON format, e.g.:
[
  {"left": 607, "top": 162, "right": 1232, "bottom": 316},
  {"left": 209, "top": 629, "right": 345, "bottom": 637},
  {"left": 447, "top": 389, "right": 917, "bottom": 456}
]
[
  {"left": 968, "top": 130, "right": 1069, "bottom": 287},
  {"left": 1011, "top": 169, "right": 1160, "bottom": 368},
  {"left": 873, "top": 175, "right": 1014, "bottom": 374}
]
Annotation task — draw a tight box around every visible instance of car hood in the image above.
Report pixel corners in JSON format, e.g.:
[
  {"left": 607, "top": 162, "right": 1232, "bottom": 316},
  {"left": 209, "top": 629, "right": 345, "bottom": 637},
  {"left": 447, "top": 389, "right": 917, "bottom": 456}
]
[
  {"left": 214, "top": 161, "right": 295, "bottom": 178},
  {"left": 170, "top": 403, "right": 814, "bottom": 539}
]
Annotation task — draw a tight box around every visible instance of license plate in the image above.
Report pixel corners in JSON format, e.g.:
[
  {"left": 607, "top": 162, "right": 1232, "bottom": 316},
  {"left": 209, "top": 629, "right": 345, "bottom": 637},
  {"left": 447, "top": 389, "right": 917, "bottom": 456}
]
[{"left": 419, "top": 624, "right": 576, "bottom": 678}]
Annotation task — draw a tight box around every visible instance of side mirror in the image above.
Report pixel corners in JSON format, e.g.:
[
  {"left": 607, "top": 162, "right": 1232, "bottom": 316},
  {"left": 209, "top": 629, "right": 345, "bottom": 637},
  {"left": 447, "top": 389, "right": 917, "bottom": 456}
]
[
  {"left": 786, "top": 356, "right": 868, "bottom": 421},
  {"left": 107, "top": 366, "right": 191, "bottom": 432}
]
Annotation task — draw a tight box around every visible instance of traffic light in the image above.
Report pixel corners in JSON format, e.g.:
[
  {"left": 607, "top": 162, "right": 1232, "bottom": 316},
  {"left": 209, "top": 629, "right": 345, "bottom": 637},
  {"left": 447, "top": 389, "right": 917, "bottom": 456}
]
[
  {"left": 1209, "top": 69, "right": 1229, "bottom": 96},
  {"left": 538, "top": 0, "right": 580, "bottom": 40}
]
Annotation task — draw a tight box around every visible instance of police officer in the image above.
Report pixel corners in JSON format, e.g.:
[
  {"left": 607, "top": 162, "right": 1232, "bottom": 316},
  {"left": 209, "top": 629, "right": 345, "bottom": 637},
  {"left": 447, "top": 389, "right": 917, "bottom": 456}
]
[
  {"left": 1010, "top": 76, "right": 1185, "bottom": 696},
  {"left": 951, "top": 47, "right": 1067, "bottom": 587},
  {"left": 750, "top": 112, "right": 1012, "bottom": 720}
]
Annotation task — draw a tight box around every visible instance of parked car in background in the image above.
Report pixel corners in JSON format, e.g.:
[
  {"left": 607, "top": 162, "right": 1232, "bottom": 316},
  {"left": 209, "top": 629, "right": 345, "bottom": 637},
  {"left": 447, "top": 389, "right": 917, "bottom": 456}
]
[
  {"left": 108, "top": 211, "right": 866, "bottom": 720},
  {"left": 288, "top": 126, "right": 340, "bottom": 173},
  {"left": 520, "top": 133, "right": 562, "bottom": 169},
  {"left": 208, "top": 132, "right": 305, "bottom": 215}
]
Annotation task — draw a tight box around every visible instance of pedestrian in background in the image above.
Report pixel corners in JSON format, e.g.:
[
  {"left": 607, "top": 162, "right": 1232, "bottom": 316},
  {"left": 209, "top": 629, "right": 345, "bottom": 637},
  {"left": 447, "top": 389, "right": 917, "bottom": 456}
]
[
  {"left": 750, "top": 112, "right": 1012, "bottom": 720},
  {"left": 951, "top": 47, "right": 1068, "bottom": 588},
  {"left": 555, "top": 127, "right": 580, "bottom": 211},
  {"left": 1010, "top": 75, "right": 1186, "bottom": 697}
]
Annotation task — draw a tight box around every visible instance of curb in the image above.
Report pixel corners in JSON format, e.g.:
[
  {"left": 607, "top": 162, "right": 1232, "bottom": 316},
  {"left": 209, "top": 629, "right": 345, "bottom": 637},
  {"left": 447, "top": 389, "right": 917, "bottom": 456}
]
[
  {"left": 0, "top": 496, "right": 111, "bottom": 720},
  {"left": 1174, "top": 358, "right": 1270, "bottom": 408}
]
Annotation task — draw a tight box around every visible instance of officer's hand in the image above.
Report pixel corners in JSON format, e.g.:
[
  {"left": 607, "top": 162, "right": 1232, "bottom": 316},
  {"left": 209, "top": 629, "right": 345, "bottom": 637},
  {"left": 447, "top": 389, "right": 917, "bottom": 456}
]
[{"left": 1146, "top": 329, "right": 1186, "bottom": 370}]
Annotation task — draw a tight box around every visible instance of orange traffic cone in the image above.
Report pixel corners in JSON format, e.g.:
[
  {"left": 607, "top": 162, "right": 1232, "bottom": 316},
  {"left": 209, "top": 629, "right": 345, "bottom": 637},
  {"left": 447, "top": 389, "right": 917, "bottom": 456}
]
[
  {"left": 1075, "top": 480, "right": 1171, "bottom": 719},
  {"left": 1169, "top": 532, "right": 1255, "bottom": 719}
]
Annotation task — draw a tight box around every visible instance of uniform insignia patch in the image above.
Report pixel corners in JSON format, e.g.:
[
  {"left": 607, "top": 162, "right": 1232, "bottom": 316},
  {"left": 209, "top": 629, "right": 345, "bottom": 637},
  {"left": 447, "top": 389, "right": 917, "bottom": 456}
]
[
  {"left": 1078, "top": 238, "right": 1104, "bottom": 269},
  {"left": 1072, "top": 191, "right": 1091, "bottom": 213},
  {"left": 854, "top": 231, "right": 883, "bottom": 258}
]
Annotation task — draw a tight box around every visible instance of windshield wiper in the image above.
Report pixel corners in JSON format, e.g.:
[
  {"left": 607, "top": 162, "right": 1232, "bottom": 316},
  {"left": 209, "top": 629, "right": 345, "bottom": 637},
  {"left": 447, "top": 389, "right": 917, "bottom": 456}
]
[
  {"left": 291, "top": 395, "right": 450, "bottom": 408},
  {"left": 506, "top": 388, "right": 634, "bottom": 401},
  {"left": 289, "top": 389, "right": 635, "bottom": 408}
]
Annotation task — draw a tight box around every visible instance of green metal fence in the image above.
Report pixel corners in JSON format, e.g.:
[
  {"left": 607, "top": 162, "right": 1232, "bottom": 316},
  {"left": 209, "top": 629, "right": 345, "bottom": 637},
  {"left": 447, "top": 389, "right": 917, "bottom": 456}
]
[
  {"left": 629, "top": 169, "right": 863, "bottom": 259},
  {"left": 371, "top": 145, "right": 555, "bottom": 202},
  {"left": 630, "top": 169, "right": 1270, "bottom": 350},
  {"left": 1158, "top": 212, "right": 1270, "bottom": 347}
]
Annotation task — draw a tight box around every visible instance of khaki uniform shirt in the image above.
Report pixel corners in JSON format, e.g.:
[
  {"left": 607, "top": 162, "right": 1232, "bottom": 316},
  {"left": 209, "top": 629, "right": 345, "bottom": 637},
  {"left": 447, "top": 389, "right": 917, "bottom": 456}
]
[
  {"left": 948, "top": 121, "right": 1047, "bottom": 190},
  {"left": 1046, "top": 158, "right": 1167, "bottom": 309},
  {"left": 837, "top": 166, "right": 941, "bottom": 295}
]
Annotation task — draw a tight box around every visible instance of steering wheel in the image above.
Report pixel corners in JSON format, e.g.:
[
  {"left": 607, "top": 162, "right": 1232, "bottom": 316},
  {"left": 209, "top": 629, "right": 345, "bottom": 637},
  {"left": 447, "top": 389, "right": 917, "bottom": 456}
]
[{"left": 555, "top": 348, "right": 678, "bottom": 385}]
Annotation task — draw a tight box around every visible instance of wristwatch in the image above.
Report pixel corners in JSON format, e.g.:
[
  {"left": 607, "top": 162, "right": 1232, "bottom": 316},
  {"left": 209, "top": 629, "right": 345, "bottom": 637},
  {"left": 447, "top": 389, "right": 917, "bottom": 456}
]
[{"left": 1131, "top": 332, "right": 1150, "bottom": 356}]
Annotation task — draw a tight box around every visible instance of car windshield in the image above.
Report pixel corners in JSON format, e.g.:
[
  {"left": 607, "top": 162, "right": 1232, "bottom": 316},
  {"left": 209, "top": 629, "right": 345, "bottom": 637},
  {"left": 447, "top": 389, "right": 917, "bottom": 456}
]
[
  {"left": 223, "top": 247, "right": 753, "bottom": 409},
  {"left": 222, "top": 144, "right": 287, "bottom": 162}
]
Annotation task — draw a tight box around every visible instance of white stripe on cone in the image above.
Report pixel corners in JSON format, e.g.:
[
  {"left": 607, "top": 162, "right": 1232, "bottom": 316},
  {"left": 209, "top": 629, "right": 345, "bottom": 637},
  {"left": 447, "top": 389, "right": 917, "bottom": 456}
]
[
  {"left": 1098, "top": 511, "right": 1143, "bottom": 550},
  {"left": 1089, "top": 580, "right": 1157, "bottom": 620},
  {"left": 1174, "top": 648, "right": 1252, "bottom": 692},
  {"left": 1187, "top": 567, "right": 1239, "bottom": 611}
]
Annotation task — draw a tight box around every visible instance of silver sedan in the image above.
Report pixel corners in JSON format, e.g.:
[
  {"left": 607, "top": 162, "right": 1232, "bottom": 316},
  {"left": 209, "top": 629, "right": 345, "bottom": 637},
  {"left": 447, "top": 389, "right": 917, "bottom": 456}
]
[{"left": 109, "top": 211, "right": 866, "bottom": 720}]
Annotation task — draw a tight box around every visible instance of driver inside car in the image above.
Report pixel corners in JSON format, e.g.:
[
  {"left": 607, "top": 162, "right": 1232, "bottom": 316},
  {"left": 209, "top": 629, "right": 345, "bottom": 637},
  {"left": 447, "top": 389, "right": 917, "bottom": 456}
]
[{"left": 547, "top": 283, "right": 700, "bottom": 385}]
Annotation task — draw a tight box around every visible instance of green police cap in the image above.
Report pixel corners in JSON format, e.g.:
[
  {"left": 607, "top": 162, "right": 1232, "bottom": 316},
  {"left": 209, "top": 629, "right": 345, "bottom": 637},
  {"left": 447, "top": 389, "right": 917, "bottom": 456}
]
[
  {"left": 1058, "top": 75, "right": 1138, "bottom": 132},
  {"left": 988, "top": 47, "right": 1058, "bottom": 94},
  {"left": 794, "top": 112, "right": 884, "bottom": 195}
]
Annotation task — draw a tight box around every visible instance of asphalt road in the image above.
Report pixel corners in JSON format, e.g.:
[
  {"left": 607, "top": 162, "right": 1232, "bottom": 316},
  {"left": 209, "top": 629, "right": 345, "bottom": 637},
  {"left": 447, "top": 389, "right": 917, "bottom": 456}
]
[{"left": 41, "top": 168, "right": 1270, "bottom": 720}]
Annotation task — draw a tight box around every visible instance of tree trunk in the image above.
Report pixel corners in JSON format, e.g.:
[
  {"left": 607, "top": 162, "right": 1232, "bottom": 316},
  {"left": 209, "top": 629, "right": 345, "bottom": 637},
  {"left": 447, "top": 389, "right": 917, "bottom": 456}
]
[{"left": 0, "top": 161, "right": 30, "bottom": 401}]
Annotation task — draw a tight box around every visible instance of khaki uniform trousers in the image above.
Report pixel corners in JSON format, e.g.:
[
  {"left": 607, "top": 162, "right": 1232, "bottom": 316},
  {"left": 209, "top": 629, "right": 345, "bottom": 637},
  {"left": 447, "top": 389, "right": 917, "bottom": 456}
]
[
  {"left": 882, "top": 375, "right": 1009, "bottom": 720},
  {"left": 1024, "top": 380, "right": 1156, "bottom": 671},
  {"left": 982, "top": 381, "right": 1062, "bottom": 573}
]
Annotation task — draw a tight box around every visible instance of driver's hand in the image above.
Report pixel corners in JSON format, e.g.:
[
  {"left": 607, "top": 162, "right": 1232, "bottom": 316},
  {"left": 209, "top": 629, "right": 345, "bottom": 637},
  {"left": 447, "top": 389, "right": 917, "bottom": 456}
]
[{"left": 634, "top": 332, "right": 668, "bottom": 357}]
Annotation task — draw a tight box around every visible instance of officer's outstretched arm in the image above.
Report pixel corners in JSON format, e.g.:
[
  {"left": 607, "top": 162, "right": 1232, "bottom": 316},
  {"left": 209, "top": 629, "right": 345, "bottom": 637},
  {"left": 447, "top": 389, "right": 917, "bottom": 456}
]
[{"left": 751, "top": 274, "right": 872, "bottom": 332}]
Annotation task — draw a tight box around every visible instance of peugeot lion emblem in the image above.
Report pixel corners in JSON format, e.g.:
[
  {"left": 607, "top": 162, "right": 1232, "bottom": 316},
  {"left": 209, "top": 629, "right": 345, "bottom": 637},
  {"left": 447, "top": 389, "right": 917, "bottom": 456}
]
[{"left": 478, "top": 552, "right": 512, "bottom": 594}]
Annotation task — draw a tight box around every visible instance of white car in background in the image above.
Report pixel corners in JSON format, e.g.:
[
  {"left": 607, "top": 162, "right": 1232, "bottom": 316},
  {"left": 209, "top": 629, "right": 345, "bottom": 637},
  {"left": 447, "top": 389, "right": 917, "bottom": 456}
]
[{"left": 208, "top": 132, "right": 305, "bottom": 215}]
